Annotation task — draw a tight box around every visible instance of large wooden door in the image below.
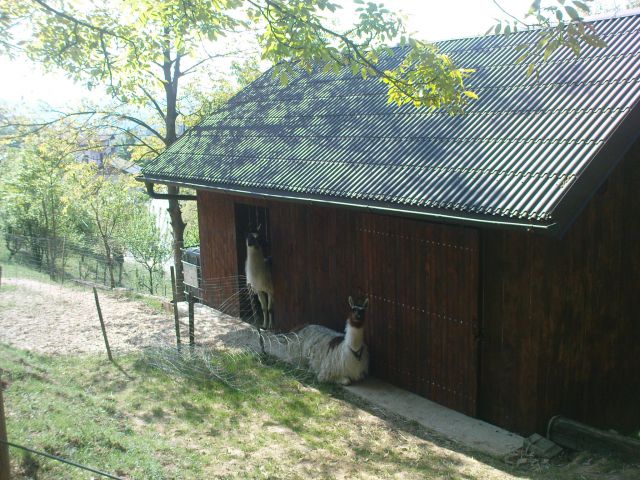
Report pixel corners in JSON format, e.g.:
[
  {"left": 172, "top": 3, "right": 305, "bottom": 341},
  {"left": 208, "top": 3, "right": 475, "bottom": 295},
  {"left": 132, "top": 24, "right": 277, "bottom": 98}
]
[{"left": 359, "top": 214, "right": 480, "bottom": 416}]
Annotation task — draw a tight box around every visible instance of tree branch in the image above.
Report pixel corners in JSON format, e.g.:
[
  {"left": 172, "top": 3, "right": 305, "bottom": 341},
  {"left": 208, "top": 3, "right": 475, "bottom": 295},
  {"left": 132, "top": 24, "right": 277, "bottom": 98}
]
[
  {"left": 250, "top": 0, "right": 420, "bottom": 104},
  {"left": 139, "top": 86, "right": 167, "bottom": 121},
  {"left": 180, "top": 48, "right": 255, "bottom": 76},
  {"left": 30, "top": 0, "right": 132, "bottom": 44},
  {"left": 492, "top": 0, "right": 533, "bottom": 28},
  {"left": 2, "top": 109, "right": 165, "bottom": 144},
  {"left": 108, "top": 113, "right": 164, "bottom": 142}
]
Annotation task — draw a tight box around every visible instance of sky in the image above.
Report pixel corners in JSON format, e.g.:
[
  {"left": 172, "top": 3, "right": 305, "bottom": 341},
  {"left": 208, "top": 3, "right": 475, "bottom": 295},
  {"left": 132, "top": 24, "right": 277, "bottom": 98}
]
[{"left": 0, "top": 0, "right": 628, "bottom": 110}]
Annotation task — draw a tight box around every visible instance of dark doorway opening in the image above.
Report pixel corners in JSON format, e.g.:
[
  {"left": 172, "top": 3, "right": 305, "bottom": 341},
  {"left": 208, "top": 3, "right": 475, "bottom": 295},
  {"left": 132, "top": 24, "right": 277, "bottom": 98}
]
[{"left": 234, "top": 203, "right": 270, "bottom": 322}]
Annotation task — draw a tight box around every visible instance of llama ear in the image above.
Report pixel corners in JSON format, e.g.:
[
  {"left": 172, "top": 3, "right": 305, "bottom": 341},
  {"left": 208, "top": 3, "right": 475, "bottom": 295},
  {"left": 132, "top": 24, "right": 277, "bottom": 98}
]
[
  {"left": 348, "top": 296, "right": 354, "bottom": 308},
  {"left": 362, "top": 298, "right": 369, "bottom": 308}
]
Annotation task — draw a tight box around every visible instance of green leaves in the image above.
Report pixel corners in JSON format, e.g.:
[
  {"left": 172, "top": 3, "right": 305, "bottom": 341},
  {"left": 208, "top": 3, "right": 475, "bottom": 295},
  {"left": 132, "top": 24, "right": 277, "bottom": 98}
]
[
  {"left": 122, "top": 202, "right": 172, "bottom": 294},
  {"left": 490, "top": 0, "right": 607, "bottom": 79},
  {"left": 0, "top": 123, "right": 80, "bottom": 246},
  {"left": 564, "top": 5, "right": 581, "bottom": 21},
  {"left": 380, "top": 42, "right": 476, "bottom": 112},
  {"left": 253, "top": 0, "right": 477, "bottom": 111}
]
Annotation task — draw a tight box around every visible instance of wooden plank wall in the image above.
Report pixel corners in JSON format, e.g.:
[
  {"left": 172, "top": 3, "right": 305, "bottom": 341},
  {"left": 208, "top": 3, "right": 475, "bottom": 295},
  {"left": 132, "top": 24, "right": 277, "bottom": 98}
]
[
  {"left": 358, "top": 213, "right": 479, "bottom": 416},
  {"left": 196, "top": 191, "right": 480, "bottom": 416},
  {"left": 480, "top": 143, "right": 640, "bottom": 435},
  {"left": 197, "top": 191, "right": 239, "bottom": 312}
]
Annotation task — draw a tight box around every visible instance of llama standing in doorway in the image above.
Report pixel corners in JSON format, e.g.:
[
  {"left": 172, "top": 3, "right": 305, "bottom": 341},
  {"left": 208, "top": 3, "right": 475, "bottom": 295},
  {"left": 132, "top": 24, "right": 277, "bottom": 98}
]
[
  {"left": 245, "top": 230, "right": 274, "bottom": 329},
  {"left": 296, "top": 296, "right": 369, "bottom": 385}
]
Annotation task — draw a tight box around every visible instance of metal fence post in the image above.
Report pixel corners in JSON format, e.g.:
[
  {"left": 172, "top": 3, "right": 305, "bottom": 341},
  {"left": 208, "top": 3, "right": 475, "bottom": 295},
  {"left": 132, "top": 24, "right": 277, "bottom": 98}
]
[
  {"left": 60, "top": 236, "right": 66, "bottom": 284},
  {"left": 170, "top": 266, "right": 181, "bottom": 349},
  {"left": 188, "top": 294, "right": 195, "bottom": 348},
  {"left": 93, "top": 287, "right": 113, "bottom": 362},
  {"left": 0, "top": 376, "right": 11, "bottom": 480}
]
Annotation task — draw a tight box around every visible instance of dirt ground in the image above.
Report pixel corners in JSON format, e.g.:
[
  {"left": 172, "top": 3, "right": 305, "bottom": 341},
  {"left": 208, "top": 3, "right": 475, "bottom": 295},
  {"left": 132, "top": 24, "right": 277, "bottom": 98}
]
[{"left": 0, "top": 278, "right": 259, "bottom": 355}]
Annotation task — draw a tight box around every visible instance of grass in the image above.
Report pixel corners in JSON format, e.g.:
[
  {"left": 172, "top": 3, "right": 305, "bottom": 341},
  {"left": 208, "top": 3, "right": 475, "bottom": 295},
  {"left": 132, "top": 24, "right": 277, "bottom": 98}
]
[
  {"left": 0, "top": 238, "right": 173, "bottom": 299},
  {"left": 0, "top": 257, "right": 54, "bottom": 285},
  {"left": 0, "top": 346, "right": 350, "bottom": 479},
  {"left": 1, "top": 344, "right": 639, "bottom": 480},
  {"left": 114, "top": 289, "right": 167, "bottom": 314},
  {"left": 1, "top": 255, "right": 638, "bottom": 479}
]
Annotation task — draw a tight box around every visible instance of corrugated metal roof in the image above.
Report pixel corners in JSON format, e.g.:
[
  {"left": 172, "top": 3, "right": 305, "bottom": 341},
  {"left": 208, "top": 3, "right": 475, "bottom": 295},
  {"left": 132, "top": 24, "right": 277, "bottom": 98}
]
[{"left": 141, "top": 13, "right": 640, "bottom": 233}]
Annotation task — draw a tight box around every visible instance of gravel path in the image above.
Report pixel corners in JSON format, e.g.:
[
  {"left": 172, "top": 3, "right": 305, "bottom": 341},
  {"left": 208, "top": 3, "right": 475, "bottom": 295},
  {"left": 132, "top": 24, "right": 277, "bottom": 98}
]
[{"left": 0, "top": 278, "right": 260, "bottom": 355}]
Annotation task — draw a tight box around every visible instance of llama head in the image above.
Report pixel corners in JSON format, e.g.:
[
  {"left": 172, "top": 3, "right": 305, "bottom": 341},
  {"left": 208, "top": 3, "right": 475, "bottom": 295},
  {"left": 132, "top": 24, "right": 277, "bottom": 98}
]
[
  {"left": 347, "top": 296, "right": 369, "bottom": 328},
  {"left": 247, "top": 224, "right": 266, "bottom": 248},
  {"left": 246, "top": 229, "right": 265, "bottom": 251}
]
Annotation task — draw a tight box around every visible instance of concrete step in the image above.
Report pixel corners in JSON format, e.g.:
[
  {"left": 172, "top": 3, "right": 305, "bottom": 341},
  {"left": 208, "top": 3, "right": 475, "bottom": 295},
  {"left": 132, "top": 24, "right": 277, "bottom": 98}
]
[{"left": 345, "top": 378, "right": 523, "bottom": 457}]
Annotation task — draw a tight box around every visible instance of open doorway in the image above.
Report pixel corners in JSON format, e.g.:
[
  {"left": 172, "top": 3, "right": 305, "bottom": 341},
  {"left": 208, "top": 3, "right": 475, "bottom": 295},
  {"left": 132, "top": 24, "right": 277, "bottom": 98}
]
[{"left": 234, "top": 203, "right": 270, "bottom": 322}]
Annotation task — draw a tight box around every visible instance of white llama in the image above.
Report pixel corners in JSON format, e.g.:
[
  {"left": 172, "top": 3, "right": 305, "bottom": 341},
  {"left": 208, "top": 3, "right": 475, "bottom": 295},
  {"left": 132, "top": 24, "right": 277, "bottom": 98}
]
[
  {"left": 296, "top": 296, "right": 369, "bottom": 385},
  {"left": 245, "top": 230, "right": 274, "bottom": 329}
]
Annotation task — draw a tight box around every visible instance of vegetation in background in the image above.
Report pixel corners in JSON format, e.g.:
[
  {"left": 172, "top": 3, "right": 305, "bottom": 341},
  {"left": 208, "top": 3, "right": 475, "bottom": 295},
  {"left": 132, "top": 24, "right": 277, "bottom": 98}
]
[
  {"left": 181, "top": 201, "right": 200, "bottom": 249},
  {"left": 0, "top": 126, "right": 85, "bottom": 279},
  {"left": 122, "top": 207, "right": 172, "bottom": 295},
  {"left": 0, "top": 136, "right": 172, "bottom": 295},
  {"left": 66, "top": 162, "right": 141, "bottom": 288}
]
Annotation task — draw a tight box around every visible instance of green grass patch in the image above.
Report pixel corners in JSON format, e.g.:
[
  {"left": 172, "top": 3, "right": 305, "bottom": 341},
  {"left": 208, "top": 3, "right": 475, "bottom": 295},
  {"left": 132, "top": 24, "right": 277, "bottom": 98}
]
[
  {"left": 1, "top": 343, "right": 638, "bottom": 480},
  {"left": 0, "top": 283, "right": 18, "bottom": 294},
  {"left": 0, "top": 344, "right": 347, "bottom": 479},
  {"left": 0, "top": 237, "right": 173, "bottom": 299},
  {"left": 114, "top": 289, "right": 166, "bottom": 314},
  {"left": 0, "top": 258, "right": 54, "bottom": 284}
]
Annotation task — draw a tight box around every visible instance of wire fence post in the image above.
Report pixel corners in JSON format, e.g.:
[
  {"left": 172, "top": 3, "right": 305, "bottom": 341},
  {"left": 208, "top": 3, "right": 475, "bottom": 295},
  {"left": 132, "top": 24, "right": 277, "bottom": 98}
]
[
  {"left": 93, "top": 287, "right": 113, "bottom": 362},
  {"left": 188, "top": 293, "right": 195, "bottom": 348},
  {"left": 60, "top": 236, "right": 67, "bottom": 285},
  {"left": 170, "top": 266, "right": 181, "bottom": 350},
  {"left": 0, "top": 375, "right": 10, "bottom": 480}
]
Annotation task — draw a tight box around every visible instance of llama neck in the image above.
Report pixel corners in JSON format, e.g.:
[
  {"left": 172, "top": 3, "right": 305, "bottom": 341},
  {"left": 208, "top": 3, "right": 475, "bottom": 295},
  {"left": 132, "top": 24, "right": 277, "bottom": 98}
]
[
  {"left": 246, "top": 246, "right": 262, "bottom": 262},
  {"left": 345, "top": 322, "right": 364, "bottom": 352},
  {"left": 246, "top": 246, "right": 264, "bottom": 272}
]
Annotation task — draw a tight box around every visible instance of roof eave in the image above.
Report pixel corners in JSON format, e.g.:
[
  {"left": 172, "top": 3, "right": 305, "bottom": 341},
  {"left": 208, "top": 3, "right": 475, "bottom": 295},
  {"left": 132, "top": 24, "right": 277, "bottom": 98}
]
[
  {"left": 549, "top": 97, "right": 640, "bottom": 238},
  {"left": 137, "top": 174, "right": 559, "bottom": 234}
]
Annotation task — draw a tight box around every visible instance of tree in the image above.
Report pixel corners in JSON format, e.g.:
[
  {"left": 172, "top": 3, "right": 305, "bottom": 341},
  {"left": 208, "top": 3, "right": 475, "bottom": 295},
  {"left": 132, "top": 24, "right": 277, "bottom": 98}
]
[
  {"left": 0, "top": 0, "right": 480, "bottom": 300},
  {"left": 0, "top": 0, "right": 603, "bottom": 296},
  {"left": 122, "top": 205, "right": 172, "bottom": 295},
  {"left": 491, "top": 0, "right": 607, "bottom": 76},
  {"left": 68, "top": 161, "right": 140, "bottom": 288},
  {"left": 181, "top": 201, "right": 200, "bottom": 249},
  {"left": 0, "top": 126, "right": 80, "bottom": 278}
]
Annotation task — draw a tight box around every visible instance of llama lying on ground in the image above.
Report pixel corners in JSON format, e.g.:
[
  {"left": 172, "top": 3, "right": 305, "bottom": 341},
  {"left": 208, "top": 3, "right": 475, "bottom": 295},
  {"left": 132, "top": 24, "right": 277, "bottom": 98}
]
[
  {"left": 245, "top": 230, "right": 274, "bottom": 329},
  {"left": 295, "top": 296, "right": 369, "bottom": 385}
]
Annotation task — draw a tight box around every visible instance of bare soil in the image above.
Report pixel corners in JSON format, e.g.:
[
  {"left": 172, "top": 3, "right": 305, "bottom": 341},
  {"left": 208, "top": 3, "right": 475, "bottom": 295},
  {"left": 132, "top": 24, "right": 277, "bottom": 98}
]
[{"left": 0, "top": 278, "right": 258, "bottom": 355}]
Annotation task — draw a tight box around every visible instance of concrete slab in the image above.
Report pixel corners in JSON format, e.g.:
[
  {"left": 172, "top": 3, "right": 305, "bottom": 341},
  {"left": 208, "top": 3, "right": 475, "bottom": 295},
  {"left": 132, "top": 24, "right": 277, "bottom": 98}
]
[{"left": 345, "top": 378, "right": 524, "bottom": 458}]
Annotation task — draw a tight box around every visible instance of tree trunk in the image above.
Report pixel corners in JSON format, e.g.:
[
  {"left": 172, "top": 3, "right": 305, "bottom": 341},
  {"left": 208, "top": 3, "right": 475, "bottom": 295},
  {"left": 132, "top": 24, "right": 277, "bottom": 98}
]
[
  {"left": 102, "top": 237, "right": 115, "bottom": 288},
  {"left": 167, "top": 193, "right": 186, "bottom": 301},
  {"left": 148, "top": 267, "right": 154, "bottom": 295},
  {"left": 163, "top": 42, "right": 186, "bottom": 301}
]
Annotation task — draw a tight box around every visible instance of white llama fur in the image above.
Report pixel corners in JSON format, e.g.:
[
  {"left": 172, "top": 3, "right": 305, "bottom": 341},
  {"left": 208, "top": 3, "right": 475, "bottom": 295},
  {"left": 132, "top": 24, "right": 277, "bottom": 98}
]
[
  {"left": 296, "top": 297, "right": 369, "bottom": 385},
  {"left": 245, "top": 231, "right": 274, "bottom": 329}
]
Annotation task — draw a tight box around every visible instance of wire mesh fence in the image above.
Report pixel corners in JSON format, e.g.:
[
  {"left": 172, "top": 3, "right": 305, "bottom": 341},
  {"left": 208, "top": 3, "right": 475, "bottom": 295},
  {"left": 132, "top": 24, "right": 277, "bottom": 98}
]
[
  {"left": 0, "top": 235, "right": 313, "bottom": 478},
  {"left": 1, "top": 231, "right": 173, "bottom": 298},
  {"left": 0, "top": 231, "right": 317, "bottom": 478},
  {"left": 0, "top": 227, "right": 320, "bottom": 412},
  {"left": 0, "top": 230, "right": 309, "bottom": 369}
]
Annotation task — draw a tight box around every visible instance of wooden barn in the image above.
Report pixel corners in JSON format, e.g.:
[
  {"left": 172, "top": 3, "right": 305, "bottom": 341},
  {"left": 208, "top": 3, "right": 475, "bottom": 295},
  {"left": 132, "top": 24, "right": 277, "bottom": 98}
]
[{"left": 140, "top": 13, "right": 640, "bottom": 436}]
